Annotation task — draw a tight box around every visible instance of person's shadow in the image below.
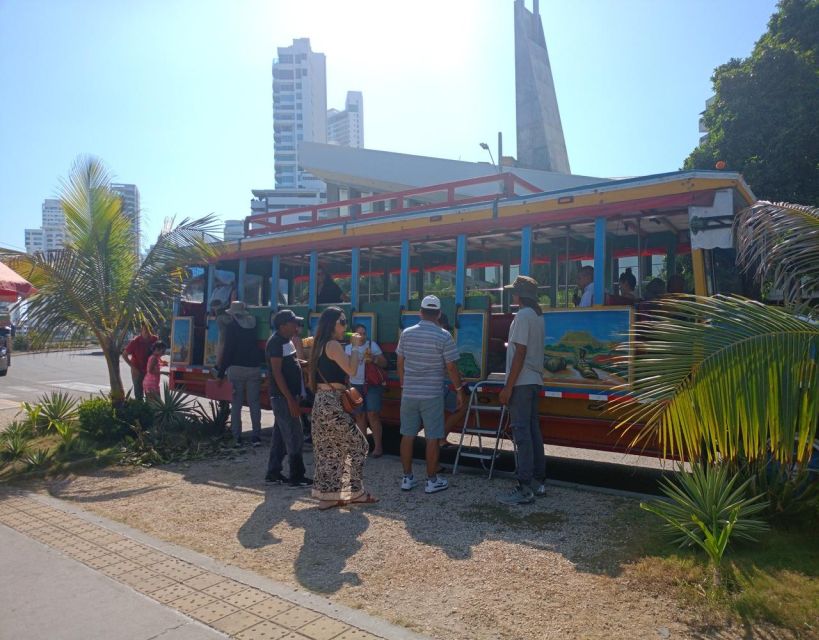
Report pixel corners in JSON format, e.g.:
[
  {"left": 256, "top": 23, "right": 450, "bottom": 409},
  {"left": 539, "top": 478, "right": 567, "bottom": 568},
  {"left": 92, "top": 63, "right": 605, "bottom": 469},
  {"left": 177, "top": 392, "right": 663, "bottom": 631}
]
[{"left": 237, "top": 488, "right": 370, "bottom": 594}]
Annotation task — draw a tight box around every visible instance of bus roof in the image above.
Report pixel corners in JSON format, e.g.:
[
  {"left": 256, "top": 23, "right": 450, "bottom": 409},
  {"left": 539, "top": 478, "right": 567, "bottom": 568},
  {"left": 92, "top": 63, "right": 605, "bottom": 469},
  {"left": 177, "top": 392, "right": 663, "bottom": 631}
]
[{"left": 220, "top": 170, "right": 754, "bottom": 262}]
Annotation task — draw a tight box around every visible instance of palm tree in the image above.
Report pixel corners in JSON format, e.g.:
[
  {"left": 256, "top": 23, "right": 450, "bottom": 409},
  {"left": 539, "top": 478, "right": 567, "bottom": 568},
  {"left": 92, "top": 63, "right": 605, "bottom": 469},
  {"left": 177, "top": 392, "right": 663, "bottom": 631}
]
[
  {"left": 616, "top": 202, "right": 819, "bottom": 468},
  {"left": 1, "top": 156, "right": 219, "bottom": 402}
]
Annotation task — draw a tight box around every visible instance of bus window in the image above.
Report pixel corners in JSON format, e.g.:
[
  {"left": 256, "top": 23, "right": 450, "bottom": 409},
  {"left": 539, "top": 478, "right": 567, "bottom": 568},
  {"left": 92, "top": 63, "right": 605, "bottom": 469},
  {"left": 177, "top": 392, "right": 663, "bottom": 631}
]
[{"left": 705, "top": 248, "right": 758, "bottom": 297}]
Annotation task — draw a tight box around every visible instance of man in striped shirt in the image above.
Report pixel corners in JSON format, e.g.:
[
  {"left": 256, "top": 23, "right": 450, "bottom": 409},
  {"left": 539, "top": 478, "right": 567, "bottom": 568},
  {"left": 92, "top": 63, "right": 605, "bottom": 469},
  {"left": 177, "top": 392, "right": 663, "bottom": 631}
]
[{"left": 396, "top": 295, "right": 466, "bottom": 494}]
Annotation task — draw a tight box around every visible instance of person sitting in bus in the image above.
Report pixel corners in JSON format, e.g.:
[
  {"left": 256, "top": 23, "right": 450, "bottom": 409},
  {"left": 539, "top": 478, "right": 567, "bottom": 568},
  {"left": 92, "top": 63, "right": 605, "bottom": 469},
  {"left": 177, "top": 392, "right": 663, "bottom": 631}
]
[
  {"left": 345, "top": 323, "right": 388, "bottom": 457},
  {"left": 666, "top": 274, "right": 688, "bottom": 295},
  {"left": 644, "top": 278, "right": 666, "bottom": 301},
  {"left": 576, "top": 265, "right": 595, "bottom": 307},
  {"left": 317, "top": 265, "right": 344, "bottom": 304},
  {"left": 618, "top": 268, "right": 637, "bottom": 302}
]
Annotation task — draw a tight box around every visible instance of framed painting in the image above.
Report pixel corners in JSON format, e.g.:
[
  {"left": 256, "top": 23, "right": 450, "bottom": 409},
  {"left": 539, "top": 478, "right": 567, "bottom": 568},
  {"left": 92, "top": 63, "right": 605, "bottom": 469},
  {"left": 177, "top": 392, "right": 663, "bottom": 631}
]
[
  {"left": 398, "top": 311, "right": 421, "bottom": 339},
  {"left": 541, "top": 306, "right": 633, "bottom": 390},
  {"left": 454, "top": 310, "right": 488, "bottom": 381},
  {"left": 351, "top": 312, "right": 377, "bottom": 343},
  {"left": 170, "top": 316, "right": 193, "bottom": 366},
  {"left": 203, "top": 318, "right": 220, "bottom": 367}
]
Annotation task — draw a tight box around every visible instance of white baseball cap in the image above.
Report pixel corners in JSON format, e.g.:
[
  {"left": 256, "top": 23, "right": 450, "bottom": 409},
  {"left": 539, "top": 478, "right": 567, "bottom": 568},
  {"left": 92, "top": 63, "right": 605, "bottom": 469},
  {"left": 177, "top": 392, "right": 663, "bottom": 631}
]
[{"left": 421, "top": 295, "right": 441, "bottom": 310}]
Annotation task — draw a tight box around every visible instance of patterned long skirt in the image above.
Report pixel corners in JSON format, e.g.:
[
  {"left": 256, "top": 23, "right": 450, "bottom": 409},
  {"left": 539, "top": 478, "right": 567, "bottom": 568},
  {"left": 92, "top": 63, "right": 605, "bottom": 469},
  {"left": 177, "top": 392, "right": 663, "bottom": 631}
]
[{"left": 311, "top": 389, "right": 370, "bottom": 501}]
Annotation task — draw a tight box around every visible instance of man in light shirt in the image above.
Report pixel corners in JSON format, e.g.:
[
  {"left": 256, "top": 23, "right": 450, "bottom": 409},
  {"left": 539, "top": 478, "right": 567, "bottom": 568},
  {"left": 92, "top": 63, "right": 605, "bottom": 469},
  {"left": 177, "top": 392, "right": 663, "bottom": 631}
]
[
  {"left": 577, "top": 266, "right": 595, "bottom": 307},
  {"left": 396, "top": 295, "right": 466, "bottom": 494},
  {"left": 497, "top": 276, "right": 547, "bottom": 505}
]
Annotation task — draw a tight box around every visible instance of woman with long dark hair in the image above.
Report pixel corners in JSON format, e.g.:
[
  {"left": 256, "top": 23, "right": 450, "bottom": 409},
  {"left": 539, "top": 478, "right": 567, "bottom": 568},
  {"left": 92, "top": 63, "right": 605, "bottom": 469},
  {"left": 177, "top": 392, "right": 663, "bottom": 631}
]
[{"left": 308, "top": 306, "right": 378, "bottom": 509}]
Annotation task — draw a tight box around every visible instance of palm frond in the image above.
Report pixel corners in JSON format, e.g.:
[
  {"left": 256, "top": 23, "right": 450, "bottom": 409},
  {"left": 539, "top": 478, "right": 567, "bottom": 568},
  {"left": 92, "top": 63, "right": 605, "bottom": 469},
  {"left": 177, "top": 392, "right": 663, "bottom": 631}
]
[
  {"left": 0, "top": 248, "right": 113, "bottom": 348},
  {"left": 735, "top": 201, "right": 819, "bottom": 304},
  {"left": 120, "top": 214, "right": 220, "bottom": 332},
  {"left": 615, "top": 295, "right": 819, "bottom": 466}
]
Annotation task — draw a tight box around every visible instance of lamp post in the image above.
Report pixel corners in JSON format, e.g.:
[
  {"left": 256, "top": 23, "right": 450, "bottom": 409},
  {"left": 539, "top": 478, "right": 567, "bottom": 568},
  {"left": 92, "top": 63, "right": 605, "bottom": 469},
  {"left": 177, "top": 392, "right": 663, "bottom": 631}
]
[{"left": 479, "top": 142, "right": 495, "bottom": 168}]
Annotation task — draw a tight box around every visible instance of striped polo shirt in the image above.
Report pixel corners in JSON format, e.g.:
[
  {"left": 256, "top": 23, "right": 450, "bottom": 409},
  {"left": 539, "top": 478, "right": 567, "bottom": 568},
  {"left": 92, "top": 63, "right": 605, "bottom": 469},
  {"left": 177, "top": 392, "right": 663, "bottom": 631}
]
[{"left": 396, "top": 320, "right": 460, "bottom": 399}]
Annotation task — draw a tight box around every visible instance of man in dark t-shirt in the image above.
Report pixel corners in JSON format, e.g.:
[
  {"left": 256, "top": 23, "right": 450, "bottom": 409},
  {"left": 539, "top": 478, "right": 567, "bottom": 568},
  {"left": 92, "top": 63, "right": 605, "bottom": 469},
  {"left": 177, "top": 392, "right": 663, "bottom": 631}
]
[{"left": 265, "top": 309, "right": 312, "bottom": 488}]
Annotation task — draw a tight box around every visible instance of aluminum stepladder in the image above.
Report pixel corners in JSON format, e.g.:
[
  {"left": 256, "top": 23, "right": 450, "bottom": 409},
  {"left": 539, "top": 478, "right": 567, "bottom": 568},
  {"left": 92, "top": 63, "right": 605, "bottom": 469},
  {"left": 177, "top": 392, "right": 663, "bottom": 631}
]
[{"left": 452, "top": 377, "right": 516, "bottom": 479}]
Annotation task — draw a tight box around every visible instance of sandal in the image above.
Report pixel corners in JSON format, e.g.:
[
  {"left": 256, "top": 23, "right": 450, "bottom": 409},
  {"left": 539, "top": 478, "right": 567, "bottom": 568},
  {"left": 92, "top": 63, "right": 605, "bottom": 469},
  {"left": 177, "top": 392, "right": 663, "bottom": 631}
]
[
  {"left": 348, "top": 492, "right": 379, "bottom": 506},
  {"left": 317, "top": 499, "right": 348, "bottom": 511}
]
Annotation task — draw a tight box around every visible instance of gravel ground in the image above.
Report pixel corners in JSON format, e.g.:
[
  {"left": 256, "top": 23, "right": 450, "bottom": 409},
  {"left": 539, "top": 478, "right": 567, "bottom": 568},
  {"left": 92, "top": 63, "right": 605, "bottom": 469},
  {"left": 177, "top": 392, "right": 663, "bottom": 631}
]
[{"left": 23, "top": 443, "right": 768, "bottom": 640}]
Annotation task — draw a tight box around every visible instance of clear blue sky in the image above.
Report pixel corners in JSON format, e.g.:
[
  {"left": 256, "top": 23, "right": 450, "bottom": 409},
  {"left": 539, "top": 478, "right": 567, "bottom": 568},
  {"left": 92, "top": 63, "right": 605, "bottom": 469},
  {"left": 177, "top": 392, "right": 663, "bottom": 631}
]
[{"left": 0, "top": 0, "right": 778, "bottom": 253}]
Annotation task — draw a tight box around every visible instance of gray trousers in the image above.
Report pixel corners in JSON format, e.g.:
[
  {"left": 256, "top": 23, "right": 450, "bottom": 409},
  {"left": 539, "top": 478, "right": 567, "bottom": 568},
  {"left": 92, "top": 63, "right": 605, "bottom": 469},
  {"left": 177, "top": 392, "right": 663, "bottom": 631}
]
[
  {"left": 227, "top": 365, "right": 261, "bottom": 440},
  {"left": 267, "top": 396, "right": 305, "bottom": 480},
  {"left": 509, "top": 384, "right": 546, "bottom": 486}
]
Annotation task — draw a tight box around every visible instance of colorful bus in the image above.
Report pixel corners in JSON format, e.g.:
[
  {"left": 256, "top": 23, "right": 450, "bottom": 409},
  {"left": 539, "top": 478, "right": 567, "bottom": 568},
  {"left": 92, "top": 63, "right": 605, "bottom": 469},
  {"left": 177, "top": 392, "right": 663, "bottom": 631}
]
[{"left": 170, "top": 169, "right": 755, "bottom": 456}]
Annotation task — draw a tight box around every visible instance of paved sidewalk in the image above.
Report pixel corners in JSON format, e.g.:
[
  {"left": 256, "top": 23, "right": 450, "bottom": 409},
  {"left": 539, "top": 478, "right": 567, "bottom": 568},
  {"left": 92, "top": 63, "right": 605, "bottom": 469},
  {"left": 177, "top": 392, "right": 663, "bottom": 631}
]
[{"left": 0, "top": 489, "right": 431, "bottom": 640}]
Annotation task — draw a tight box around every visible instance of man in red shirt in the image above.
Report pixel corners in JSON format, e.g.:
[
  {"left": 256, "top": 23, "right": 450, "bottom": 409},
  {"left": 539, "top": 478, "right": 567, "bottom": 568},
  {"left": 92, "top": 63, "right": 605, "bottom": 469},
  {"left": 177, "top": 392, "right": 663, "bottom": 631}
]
[{"left": 123, "top": 324, "right": 158, "bottom": 401}]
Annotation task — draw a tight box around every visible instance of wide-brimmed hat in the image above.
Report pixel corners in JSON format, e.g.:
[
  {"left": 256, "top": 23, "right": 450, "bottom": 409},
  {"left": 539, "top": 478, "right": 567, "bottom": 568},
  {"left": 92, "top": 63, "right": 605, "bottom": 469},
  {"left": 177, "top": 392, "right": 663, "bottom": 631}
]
[
  {"left": 504, "top": 275, "right": 539, "bottom": 299},
  {"left": 226, "top": 301, "right": 249, "bottom": 316}
]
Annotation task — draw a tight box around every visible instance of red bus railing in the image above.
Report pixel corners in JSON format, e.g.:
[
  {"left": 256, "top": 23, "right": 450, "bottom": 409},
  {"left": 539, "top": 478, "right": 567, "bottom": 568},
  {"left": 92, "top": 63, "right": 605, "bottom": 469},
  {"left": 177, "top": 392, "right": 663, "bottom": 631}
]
[{"left": 245, "top": 172, "right": 543, "bottom": 237}]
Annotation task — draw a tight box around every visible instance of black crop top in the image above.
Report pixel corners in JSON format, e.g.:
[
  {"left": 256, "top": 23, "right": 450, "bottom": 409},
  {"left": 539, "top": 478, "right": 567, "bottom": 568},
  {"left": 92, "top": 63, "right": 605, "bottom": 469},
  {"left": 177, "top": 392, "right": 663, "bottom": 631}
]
[{"left": 317, "top": 348, "right": 347, "bottom": 384}]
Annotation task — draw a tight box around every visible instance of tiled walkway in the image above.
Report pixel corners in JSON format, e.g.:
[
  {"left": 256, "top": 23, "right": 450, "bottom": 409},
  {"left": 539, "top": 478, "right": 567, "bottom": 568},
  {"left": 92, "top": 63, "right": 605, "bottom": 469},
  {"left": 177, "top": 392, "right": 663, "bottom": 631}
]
[{"left": 0, "top": 491, "right": 425, "bottom": 640}]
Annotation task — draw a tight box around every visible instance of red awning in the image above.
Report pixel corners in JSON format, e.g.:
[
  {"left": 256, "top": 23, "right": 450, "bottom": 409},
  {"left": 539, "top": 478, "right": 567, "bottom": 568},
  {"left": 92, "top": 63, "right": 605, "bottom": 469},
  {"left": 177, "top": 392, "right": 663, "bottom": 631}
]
[{"left": 0, "top": 261, "right": 37, "bottom": 302}]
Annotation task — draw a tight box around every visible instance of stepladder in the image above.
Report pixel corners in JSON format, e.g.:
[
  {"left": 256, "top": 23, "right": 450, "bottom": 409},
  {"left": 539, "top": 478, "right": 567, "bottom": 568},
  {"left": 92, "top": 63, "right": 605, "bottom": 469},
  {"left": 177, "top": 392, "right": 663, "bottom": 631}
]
[{"left": 452, "top": 377, "right": 516, "bottom": 479}]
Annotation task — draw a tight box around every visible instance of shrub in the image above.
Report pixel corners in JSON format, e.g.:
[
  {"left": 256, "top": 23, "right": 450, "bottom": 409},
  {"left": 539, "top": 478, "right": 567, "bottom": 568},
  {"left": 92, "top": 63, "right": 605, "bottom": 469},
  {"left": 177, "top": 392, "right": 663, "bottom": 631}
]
[
  {"left": 116, "top": 398, "right": 153, "bottom": 431},
  {"left": 12, "top": 335, "right": 29, "bottom": 351},
  {"left": 148, "top": 384, "right": 199, "bottom": 434},
  {"left": 38, "top": 391, "right": 79, "bottom": 433},
  {"left": 77, "top": 397, "right": 130, "bottom": 444},
  {"left": 24, "top": 448, "right": 51, "bottom": 470},
  {"left": 194, "top": 400, "right": 231, "bottom": 439},
  {"left": 0, "top": 421, "right": 34, "bottom": 461},
  {"left": 641, "top": 463, "right": 769, "bottom": 586}
]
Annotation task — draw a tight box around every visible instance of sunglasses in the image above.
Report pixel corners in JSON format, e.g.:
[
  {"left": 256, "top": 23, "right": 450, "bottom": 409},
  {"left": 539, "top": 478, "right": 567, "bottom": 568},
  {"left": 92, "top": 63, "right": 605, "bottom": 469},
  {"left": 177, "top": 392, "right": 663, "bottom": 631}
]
[{"left": 338, "top": 318, "right": 347, "bottom": 326}]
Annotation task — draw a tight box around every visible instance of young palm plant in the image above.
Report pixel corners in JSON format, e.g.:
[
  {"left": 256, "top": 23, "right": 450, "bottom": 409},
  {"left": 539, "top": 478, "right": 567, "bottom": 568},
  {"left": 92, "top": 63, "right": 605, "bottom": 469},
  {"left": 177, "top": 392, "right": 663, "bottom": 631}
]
[
  {"left": 615, "top": 201, "right": 819, "bottom": 470},
  {"left": 0, "top": 156, "right": 219, "bottom": 403},
  {"left": 641, "top": 463, "right": 768, "bottom": 586},
  {"left": 37, "top": 391, "right": 79, "bottom": 434}
]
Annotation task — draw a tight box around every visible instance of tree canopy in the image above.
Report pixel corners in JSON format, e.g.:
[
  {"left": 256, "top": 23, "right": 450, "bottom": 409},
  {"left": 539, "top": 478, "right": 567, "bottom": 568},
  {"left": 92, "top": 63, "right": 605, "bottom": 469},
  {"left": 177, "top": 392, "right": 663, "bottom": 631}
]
[{"left": 684, "top": 0, "right": 819, "bottom": 205}]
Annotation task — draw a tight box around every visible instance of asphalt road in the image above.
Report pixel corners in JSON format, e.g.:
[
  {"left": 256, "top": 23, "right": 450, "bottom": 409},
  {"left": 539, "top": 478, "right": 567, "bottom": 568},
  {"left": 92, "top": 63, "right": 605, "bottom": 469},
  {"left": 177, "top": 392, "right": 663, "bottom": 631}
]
[
  {"left": 0, "top": 348, "right": 128, "bottom": 409},
  {"left": 0, "top": 348, "right": 672, "bottom": 494}
]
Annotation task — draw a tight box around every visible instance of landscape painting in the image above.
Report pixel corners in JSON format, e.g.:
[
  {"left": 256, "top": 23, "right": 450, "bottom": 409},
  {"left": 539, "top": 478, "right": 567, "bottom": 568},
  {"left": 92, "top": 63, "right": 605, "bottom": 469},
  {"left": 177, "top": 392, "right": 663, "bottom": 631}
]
[
  {"left": 454, "top": 311, "right": 488, "bottom": 381},
  {"left": 203, "top": 318, "right": 219, "bottom": 367},
  {"left": 171, "top": 316, "right": 193, "bottom": 366},
  {"left": 542, "top": 307, "right": 632, "bottom": 389},
  {"left": 351, "top": 312, "right": 377, "bottom": 342}
]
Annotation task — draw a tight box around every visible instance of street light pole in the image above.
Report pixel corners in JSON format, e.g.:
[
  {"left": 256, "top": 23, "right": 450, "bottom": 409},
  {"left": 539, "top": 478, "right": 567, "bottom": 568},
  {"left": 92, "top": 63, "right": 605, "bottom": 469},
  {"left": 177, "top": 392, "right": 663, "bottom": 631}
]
[{"left": 479, "top": 142, "right": 495, "bottom": 168}]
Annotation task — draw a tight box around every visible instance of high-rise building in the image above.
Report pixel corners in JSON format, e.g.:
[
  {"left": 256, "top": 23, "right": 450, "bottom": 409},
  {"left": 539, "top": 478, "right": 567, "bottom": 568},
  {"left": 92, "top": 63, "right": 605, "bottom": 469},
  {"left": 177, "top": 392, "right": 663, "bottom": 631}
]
[
  {"left": 273, "top": 38, "right": 327, "bottom": 191},
  {"left": 110, "top": 183, "right": 141, "bottom": 256},
  {"left": 327, "top": 91, "right": 364, "bottom": 148},
  {"left": 24, "top": 228, "right": 45, "bottom": 254},
  {"left": 514, "top": 0, "right": 571, "bottom": 174},
  {"left": 223, "top": 220, "right": 245, "bottom": 241},
  {"left": 25, "top": 199, "right": 67, "bottom": 254}
]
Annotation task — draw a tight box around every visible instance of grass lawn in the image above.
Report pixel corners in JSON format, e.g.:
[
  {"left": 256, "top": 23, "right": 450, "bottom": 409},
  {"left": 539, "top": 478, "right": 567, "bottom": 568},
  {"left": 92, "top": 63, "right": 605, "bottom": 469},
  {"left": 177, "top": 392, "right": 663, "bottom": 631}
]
[{"left": 615, "top": 502, "right": 819, "bottom": 637}]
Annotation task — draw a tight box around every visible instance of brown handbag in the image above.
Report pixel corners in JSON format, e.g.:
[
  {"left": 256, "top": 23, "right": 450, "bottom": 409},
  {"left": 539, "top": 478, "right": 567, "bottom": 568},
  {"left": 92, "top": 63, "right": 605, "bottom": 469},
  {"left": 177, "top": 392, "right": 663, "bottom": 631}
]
[{"left": 318, "top": 350, "right": 363, "bottom": 414}]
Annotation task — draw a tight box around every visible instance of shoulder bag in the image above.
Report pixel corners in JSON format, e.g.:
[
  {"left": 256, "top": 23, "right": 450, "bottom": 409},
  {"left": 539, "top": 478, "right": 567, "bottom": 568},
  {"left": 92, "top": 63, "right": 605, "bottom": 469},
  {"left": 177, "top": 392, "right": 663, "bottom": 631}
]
[
  {"left": 318, "top": 349, "right": 363, "bottom": 414},
  {"left": 364, "top": 340, "right": 387, "bottom": 387}
]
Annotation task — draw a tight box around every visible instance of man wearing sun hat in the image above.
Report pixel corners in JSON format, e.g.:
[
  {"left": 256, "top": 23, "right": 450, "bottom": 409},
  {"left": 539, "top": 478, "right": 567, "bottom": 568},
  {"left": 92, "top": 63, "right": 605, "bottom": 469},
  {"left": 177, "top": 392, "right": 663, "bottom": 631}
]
[
  {"left": 396, "top": 295, "right": 466, "bottom": 494},
  {"left": 217, "top": 301, "right": 264, "bottom": 447},
  {"left": 497, "top": 275, "right": 547, "bottom": 505}
]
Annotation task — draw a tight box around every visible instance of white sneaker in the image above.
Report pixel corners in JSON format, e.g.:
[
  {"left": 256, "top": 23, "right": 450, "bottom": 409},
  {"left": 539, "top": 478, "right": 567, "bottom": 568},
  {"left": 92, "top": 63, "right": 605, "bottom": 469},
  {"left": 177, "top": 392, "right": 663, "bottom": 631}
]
[
  {"left": 425, "top": 476, "right": 449, "bottom": 494},
  {"left": 400, "top": 475, "right": 418, "bottom": 491}
]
